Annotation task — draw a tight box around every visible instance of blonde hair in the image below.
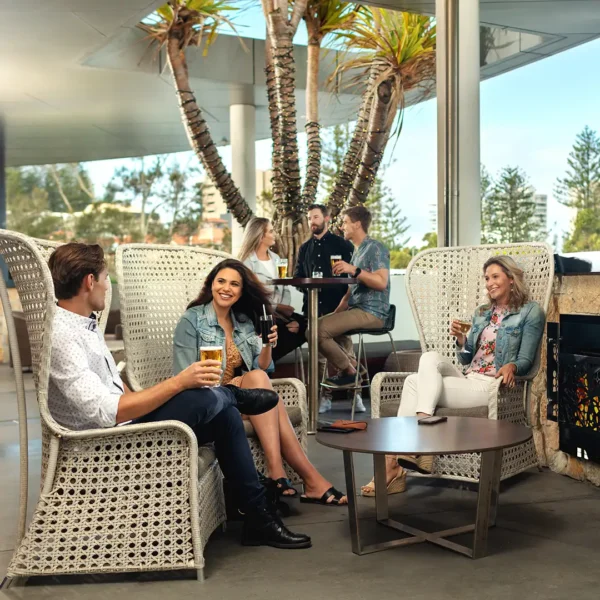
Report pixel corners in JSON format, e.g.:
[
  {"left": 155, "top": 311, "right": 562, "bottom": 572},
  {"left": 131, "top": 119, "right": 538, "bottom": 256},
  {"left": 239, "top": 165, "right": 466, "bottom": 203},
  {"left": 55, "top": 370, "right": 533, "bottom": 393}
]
[
  {"left": 238, "top": 217, "right": 270, "bottom": 263},
  {"left": 482, "top": 255, "right": 530, "bottom": 311}
]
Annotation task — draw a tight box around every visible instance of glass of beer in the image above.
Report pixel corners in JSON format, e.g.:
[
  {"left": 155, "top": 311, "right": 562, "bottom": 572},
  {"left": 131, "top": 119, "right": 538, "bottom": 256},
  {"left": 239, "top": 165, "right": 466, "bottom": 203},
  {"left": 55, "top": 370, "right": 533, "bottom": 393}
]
[
  {"left": 199, "top": 346, "right": 224, "bottom": 386},
  {"left": 453, "top": 318, "right": 472, "bottom": 354},
  {"left": 277, "top": 258, "right": 288, "bottom": 279},
  {"left": 330, "top": 254, "right": 342, "bottom": 276}
]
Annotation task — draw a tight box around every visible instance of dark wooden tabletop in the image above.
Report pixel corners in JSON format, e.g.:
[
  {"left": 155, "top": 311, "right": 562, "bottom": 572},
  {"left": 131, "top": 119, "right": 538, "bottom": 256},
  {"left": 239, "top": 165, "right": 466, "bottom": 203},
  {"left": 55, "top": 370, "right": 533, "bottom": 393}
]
[
  {"left": 272, "top": 277, "right": 357, "bottom": 288},
  {"left": 316, "top": 417, "right": 532, "bottom": 455}
]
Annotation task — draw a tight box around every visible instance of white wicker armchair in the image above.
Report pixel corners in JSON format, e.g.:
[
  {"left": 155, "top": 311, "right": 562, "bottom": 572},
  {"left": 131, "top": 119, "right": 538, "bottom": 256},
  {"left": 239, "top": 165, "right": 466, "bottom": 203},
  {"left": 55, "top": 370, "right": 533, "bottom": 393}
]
[
  {"left": 115, "top": 244, "right": 307, "bottom": 483},
  {"left": 0, "top": 230, "right": 218, "bottom": 586},
  {"left": 371, "top": 243, "right": 554, "bottom": 482}
]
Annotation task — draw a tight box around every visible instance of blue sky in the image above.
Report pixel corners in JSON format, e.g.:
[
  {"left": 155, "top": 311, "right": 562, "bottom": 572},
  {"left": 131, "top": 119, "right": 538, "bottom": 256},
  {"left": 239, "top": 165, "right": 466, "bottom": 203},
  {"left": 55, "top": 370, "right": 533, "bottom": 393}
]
[{"left": 85, "top": 13, "right": 600, "bottom": 251}]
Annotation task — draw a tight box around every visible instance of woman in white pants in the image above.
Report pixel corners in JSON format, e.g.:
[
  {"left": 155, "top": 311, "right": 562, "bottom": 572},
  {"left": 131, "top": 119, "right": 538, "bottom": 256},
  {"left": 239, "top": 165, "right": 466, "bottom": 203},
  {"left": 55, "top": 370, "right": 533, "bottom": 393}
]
[{"left": 361, "top": 255, "right": 545, "bottom": 496}]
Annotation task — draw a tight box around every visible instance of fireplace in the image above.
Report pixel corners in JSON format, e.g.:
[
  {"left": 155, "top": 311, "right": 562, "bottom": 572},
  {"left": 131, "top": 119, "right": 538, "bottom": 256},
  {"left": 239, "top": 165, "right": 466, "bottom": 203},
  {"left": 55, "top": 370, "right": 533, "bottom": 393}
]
[{"left": 548, "top": 314, "right": 600, "bottom": 463}]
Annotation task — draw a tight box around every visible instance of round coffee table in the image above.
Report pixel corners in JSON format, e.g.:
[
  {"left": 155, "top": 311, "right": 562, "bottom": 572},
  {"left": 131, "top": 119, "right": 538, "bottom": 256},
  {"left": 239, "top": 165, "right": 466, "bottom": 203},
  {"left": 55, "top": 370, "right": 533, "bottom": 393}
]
[{"left": 317, "top": 417, "right": 532, "bottom": 559}]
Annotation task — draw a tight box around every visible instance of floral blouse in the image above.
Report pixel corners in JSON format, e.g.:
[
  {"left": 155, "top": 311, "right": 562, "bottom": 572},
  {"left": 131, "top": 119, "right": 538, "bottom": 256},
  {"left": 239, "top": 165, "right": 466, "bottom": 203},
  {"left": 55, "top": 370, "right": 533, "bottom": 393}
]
[{"left": 467, "top": 306, "right": 509, "bottom": 376}]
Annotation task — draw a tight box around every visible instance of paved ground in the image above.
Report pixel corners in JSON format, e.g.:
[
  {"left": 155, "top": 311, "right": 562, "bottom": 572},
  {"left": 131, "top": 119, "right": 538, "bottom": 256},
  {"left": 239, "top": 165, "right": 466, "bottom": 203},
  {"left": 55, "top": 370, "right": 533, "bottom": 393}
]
[{"left": 1, "top": 366, "right": 599, "bottom": 600}]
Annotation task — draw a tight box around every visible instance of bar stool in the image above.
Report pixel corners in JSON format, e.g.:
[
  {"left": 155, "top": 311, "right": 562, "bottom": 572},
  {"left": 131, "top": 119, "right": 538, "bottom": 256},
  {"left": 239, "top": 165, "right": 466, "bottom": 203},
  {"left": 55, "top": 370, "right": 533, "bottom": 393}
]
[{"left": 321, "top": 305, "right": 400, "bottom": 419}]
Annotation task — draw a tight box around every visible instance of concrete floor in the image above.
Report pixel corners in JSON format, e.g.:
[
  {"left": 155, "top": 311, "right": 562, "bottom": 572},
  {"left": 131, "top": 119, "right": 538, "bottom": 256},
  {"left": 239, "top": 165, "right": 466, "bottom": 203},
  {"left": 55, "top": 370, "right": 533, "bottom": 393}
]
[{"left": 1, "top": 366, "right": 599, "bottom": 600}]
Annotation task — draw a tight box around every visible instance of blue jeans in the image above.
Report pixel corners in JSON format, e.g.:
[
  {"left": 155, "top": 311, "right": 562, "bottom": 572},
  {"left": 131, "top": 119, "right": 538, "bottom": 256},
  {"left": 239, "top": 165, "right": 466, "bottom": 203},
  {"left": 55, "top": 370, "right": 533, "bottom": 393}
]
[{"left": 135, "top": 387, "right": 265, "bottom": 513}]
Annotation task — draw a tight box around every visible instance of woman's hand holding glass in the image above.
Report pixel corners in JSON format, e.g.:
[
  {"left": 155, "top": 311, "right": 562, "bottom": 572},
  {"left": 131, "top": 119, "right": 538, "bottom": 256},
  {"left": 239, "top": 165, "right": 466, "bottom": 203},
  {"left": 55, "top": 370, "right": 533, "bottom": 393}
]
[
  {"left": 450, "top": 320, "right": 467, "bottom": 347},
  {"left": 177, "top": 360, "right": 223, "bottom": 389},
  {"left": 266, "top": 324, "right": 278, "bottom": 348}
]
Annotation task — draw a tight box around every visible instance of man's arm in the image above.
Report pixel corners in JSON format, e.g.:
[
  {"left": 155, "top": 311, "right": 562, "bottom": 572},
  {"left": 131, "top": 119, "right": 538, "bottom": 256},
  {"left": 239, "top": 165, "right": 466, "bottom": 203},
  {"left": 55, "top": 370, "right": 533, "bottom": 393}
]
[
  {"left": 334, "top": 288, "right": 350, "bottom": 313},
  {"left": 294, "top": 244, "right": 307, "bottom": 278},
  {"left": 115, "top": 361, "right": 221, "bottom": 423},
  {"left": 332, "top": 261, "right": 389, "bottom": 291},
  {"left": 355, "top": 268, "right": 389, "bottom": 291}
]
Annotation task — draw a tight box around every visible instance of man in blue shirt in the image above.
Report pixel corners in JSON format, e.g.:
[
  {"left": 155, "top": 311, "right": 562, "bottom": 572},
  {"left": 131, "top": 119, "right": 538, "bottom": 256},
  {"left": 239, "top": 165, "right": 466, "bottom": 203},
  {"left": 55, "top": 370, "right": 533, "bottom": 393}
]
[{"left": 319, "top": 206, "right": 391, "bottom": 387}]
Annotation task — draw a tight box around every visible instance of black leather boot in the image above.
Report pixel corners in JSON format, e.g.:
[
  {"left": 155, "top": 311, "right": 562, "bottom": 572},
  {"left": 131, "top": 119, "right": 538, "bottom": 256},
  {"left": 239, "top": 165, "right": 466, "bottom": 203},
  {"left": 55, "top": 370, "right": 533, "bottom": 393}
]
[
  {"left": 242, "top": 506, "right": 312, "bottom": 549},
  {"left": 224, "top": 385, "right": 278, "bottom": 416}
]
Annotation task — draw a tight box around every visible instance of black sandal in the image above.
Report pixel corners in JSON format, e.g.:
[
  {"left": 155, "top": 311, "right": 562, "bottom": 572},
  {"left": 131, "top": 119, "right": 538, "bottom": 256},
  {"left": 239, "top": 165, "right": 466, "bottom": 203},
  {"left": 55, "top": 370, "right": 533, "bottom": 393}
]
[
  {"left": 276, "top": 477, "right": 298, "bottom": 498},
  {"left": 300, "top": 486, "right": 347, "bottom": 506}
]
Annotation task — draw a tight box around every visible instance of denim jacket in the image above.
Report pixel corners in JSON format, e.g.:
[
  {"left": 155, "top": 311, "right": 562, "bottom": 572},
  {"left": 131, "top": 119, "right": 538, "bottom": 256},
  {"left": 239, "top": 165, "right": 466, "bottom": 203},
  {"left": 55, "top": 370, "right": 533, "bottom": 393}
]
[
  {"left": 457, "top": 301, "right": 545, "bottom": 376},
  {"left": 172, "top": 302, "right": 274, "bottom": 376}
]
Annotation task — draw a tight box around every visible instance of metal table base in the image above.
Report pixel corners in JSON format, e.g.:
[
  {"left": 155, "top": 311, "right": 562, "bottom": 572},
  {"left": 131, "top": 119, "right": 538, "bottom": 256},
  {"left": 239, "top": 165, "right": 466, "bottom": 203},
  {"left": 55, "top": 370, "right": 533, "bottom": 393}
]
[{"left": 343, "top": 449, "right": 502, "bottom": 559}]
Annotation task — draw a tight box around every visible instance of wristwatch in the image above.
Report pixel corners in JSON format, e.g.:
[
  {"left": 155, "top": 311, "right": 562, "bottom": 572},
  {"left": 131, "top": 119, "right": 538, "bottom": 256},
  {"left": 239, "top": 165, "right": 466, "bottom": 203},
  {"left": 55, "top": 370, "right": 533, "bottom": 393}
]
[{"left": 353, "top": 267, "right": 362, "bottom": 278}]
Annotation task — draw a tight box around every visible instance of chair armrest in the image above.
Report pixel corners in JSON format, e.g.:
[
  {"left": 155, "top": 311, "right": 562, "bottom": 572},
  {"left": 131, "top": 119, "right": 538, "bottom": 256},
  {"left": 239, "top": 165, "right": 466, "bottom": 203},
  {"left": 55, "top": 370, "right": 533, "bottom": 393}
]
[
  {"left": 494, "top": 380, "right": 528, "bottom": 423},
  {"left": 58, "top": 419, "right": 197, "bottom": 448},
  {"left": 371, "top": 372, "right": 414, "bottom": 419}
]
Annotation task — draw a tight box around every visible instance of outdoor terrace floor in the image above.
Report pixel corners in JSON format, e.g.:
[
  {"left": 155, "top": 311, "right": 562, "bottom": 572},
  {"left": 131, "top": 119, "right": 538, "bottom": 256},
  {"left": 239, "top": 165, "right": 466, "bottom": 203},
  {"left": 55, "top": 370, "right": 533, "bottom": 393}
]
[{"left": 0, "top": 366, "right": 599, "bottom": 600}]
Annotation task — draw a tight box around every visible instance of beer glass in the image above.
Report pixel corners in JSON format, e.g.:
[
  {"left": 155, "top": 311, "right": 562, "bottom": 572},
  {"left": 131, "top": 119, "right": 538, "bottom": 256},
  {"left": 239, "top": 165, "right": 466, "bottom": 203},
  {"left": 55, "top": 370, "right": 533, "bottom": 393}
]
[
  {"left": 330, "top": 254, "right": 342, "bottom": 276},
  {"left": 277, "top": 258, "right": 288, "bottom": 278},
  {"left": 199, "top": 346, "right": 224, "bottom": 386}
]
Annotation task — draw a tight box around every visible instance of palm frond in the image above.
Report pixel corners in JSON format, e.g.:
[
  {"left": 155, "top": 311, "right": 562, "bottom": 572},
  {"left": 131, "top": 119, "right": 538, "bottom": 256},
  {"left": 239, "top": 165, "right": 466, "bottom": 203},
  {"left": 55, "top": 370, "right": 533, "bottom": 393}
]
[{"left": 139, "top": 0, "right": 243, "bottom": 54}]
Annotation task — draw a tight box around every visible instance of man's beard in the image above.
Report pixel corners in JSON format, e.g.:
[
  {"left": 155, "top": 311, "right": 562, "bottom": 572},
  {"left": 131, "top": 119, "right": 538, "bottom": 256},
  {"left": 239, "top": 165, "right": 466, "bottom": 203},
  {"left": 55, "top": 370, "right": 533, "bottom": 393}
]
[{"left": 311, "top": 224, "right": 325, "bottom": 236}]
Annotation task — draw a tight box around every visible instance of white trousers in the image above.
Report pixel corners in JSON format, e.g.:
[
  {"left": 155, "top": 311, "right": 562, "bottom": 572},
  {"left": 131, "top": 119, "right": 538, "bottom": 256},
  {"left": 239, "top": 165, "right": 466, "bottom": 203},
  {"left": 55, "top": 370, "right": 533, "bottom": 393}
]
[{"left": 397, "top": 352, "right": 500, "bottom": 417}]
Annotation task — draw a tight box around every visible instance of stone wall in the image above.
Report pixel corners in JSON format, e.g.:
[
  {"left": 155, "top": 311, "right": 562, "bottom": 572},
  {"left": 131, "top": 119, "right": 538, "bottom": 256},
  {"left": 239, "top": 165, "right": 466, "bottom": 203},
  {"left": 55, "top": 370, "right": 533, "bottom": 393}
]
[{"left": 530, "top": 274, "right": 600, "bottom": 486}]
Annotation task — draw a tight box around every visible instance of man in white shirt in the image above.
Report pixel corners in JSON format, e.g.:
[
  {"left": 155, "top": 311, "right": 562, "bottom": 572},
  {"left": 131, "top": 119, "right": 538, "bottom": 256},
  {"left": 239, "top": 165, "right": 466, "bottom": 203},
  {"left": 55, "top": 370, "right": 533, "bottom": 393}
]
[{"left": 47, "top": 243, "right": 311, "bottom": 550}]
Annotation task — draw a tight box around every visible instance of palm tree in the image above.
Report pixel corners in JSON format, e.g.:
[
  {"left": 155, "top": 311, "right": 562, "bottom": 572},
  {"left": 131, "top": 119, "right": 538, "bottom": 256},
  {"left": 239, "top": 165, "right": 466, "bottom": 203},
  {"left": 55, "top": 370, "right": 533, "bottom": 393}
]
[
  {"left": 140, "top": 0, "right": 253, "bottom": 227},
  {"left": 328, "top": 8, "right": 436, "bottom": 217},
  {"left": 302, "top": 0, "right": 357, "bottom": 207},
  {"left": 261, "top": 0, "right": 309, "bottom": 267}
]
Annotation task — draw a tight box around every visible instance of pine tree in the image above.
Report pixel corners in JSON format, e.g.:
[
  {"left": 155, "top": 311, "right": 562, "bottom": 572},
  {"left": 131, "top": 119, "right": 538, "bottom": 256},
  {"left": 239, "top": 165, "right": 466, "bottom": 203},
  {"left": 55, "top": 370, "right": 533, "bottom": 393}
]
[
  {"left": 480, "top": 165, "right": 498, "bottom": 243},
  {"left": 486, "top": 167, "right": 545, "bottom": 243},
  {"left": 557, "top": 127, "right": 600, "bottom": 251},
  {"left": 555, "top": 126, "right": 600, "bottom": 212},
  {"left": 320, "top": 124, "right": 409, "bottom": 247}
]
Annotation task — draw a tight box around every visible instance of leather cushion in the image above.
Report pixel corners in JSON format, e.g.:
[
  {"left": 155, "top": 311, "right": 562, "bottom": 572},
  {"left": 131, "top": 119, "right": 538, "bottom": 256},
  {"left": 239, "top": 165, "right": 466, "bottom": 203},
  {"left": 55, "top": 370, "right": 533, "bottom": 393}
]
[{"left": 244, "top": 406, "right": 303, "bottom": 438}]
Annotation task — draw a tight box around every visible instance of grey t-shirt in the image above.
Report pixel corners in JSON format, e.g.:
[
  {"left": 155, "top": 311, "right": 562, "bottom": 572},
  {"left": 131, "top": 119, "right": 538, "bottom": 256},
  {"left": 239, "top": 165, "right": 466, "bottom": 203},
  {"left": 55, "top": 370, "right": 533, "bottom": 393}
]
[{"left": 348, "top": 237, "right": 390, "bottom": 321}]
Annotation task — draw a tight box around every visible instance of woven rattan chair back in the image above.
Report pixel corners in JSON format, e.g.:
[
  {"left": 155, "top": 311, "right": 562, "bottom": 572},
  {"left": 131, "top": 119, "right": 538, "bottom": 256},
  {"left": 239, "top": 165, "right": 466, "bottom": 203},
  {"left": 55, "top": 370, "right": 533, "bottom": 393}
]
[
  {"left": 115, "top": 244, "right": 230, "bottom": 391},
  {"left": 406, "top": 242, "right": 554, "bottom": 375}
]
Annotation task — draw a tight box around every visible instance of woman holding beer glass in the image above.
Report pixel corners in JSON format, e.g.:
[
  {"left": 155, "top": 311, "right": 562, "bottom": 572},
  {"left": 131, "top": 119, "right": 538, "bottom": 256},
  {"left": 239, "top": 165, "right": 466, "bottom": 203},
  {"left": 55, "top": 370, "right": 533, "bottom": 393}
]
[
  {"left": 238, "top": 217, "right": 307, "bottom": 363},
  {"left": 173, "top": 259, "right": 347, "bottom": 505},
  {"left": 361, "top": 256, "right": 545, "bottom": 497}
]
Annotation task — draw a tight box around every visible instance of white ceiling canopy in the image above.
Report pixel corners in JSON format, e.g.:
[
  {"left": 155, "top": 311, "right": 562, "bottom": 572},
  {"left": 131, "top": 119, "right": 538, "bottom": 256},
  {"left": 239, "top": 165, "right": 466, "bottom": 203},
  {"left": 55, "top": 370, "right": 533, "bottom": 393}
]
[{"left": 1, "top": 0, "right": 599, "bottom": 167}]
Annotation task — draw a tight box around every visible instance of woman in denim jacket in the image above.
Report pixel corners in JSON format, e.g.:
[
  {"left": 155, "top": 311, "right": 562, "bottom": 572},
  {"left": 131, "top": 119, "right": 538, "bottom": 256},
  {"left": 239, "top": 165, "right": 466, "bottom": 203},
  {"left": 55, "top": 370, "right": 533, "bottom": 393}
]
[
  {"left": 362, "top": 255, "right": 545, "bottom": 497},
  {"left": 173, "top": 259, "right": 347, "bottom": 506}
]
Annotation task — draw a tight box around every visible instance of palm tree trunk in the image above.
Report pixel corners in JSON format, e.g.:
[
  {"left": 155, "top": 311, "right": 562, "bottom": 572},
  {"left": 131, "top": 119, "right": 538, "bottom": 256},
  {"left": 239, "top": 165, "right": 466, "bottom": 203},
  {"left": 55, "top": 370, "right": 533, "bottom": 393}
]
[
  {"left": 348, "top": 77, "right": 398, "bottom": 207},
  {"left": 262, "top": 0, "right": 309, "bottom": 271},
  {"left": 166, "top": 35, "right": 253, "bottom": 226},
  {"left": 265, "top": 37, "right": 285, "bottom": 224},
  {"left": 265, "top": 13, "right": 302, "bottom": 213},
  {"left": 327, "top": 62, "right": 382, "bottom": 222},
  {"left": 302, "top": 39, "right": 321, "bottom": 208}
]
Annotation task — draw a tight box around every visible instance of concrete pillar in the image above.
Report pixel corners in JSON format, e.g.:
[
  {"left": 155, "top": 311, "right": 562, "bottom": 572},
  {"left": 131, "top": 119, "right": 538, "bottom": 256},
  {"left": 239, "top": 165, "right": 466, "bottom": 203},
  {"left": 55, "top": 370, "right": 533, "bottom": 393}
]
[
  {"left": 436, "top": 0, "right": 481, "bottom": 247},
  {"left": 230, "top": 99, "right": 256, "bottom": 257}
]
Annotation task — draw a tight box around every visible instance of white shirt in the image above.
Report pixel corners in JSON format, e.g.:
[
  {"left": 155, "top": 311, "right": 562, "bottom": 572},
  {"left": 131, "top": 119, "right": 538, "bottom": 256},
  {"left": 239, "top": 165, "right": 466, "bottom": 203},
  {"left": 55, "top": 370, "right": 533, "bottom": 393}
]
[
  {"left": 242, "top": 250, "right": 291, "bottom": 306},
  {"left": 48, "top": 306, "right": 124, "bottom": 430}
]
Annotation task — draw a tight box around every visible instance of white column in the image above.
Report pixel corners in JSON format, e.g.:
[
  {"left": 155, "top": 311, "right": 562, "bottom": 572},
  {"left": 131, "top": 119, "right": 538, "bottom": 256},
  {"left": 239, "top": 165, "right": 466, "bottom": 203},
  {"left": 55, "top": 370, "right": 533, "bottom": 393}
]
[
  {"left": 458, "top": 0, "right": 481, "bottom": 246},
  {"left": 436, "top": 0, "right": 480, "bottom": 247},
  {"left": 230, "top": 103, "right": 256, "bottom": 257}
]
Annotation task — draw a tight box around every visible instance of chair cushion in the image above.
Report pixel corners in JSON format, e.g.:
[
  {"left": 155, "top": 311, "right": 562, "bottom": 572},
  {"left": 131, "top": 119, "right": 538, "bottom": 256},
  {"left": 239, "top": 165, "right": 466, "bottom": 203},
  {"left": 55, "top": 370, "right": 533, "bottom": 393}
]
[
  {"left": 244, "top": 406, "right": 303, "bottom": 438},
  {"left": 198, "top": 445, "right": 217, "bottom": 473},
  {"left": 380, "top": 403, "right": 401, "bottom": 418},
  {"left": 379, "top": 403, "right": 488, "bottom": 419},
  {"left": 436, "top": 406, "right": 489, "bottom": 418}
]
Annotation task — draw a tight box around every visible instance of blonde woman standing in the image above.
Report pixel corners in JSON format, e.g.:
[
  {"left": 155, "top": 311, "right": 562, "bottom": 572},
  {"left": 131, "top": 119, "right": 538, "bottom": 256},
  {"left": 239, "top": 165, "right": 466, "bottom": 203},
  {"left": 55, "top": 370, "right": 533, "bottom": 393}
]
[
  {"left": 239, "top": 217, "right": 307, "bottom": 362},
  {"left": 361, "top": 255, "right": 545, "bottom": 496}
]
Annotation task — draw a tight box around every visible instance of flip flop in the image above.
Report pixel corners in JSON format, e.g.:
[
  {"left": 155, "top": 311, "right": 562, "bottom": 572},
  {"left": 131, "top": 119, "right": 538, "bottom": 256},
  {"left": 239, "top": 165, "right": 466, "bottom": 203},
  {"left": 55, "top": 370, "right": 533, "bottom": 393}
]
[
  {"left": 300, "top": 486, "right": 347, "bottom": 506},
  {"left": 276, "top": 477, "right": 298, "bottom": 497}
]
